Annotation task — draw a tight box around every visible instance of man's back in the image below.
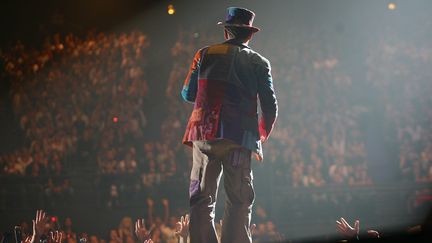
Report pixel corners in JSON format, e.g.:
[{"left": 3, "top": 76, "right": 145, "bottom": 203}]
[{"left": 182, "top": 39, "right": 277, "bottom": 159}]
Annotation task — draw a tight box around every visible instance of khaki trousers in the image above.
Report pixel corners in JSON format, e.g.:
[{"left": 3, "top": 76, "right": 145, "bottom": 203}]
[{"left": 189, "top": 140, "right": 254, "bottom": 243}]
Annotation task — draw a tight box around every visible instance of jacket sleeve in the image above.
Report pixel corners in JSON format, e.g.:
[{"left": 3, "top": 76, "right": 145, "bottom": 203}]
[
  {"left": 257, "top": 57, "right": 278, "bottom": 141},
  {"left": 181, "top": 49, "right": 202, "bottom": 103}
]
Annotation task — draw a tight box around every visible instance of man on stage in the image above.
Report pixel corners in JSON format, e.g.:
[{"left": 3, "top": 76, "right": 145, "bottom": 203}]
[{"left": 181, "top": 7, "right": 278, "bottom": 243}]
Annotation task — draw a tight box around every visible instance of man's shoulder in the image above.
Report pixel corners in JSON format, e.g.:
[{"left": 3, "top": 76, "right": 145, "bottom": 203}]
[
  {"left": 246, "top": 48, "right": 271, "bottom": 68},
  {"left": 253, "top": 51, "right": 270, "bottom": 65}
]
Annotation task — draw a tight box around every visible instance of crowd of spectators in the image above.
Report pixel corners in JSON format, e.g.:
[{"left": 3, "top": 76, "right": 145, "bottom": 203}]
[
  {"left": 2, "top": 31, "right": 150, "bottom": 177},
  {"left": 1, "top": 31, "right": 173, "bottom": 201},
  {"left": 0, "top": 31, "right": 196, "bottom": 207},
  {"left": 365, "top": 35, "right": 432, "bottom": 184}
]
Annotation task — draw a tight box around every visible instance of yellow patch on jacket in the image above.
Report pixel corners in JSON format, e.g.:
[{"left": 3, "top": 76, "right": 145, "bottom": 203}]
[{"left": 207, "top": 44, "right": 230, "bottom": 55}]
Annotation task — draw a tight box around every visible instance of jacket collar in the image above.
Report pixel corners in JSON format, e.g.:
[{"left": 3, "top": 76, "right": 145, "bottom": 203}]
[{"left": 223, "top": 39, "right": 250, "bottom": 49}]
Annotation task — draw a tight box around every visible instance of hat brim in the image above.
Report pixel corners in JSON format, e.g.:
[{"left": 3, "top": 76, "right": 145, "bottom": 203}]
[{"left": 217, "top": 21, "right": 260, "bottom": 32}]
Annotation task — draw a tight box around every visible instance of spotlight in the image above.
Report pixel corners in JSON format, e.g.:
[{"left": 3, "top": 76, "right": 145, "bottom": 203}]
[
  {"left": 113, "top": 117, "right": 119, "bottom": 123},
  {"left": 168, "top": 4, "right": 175, "bottom": 15},
  {"left": 388, "top": 2, "right": 396, "bottom": 10}
]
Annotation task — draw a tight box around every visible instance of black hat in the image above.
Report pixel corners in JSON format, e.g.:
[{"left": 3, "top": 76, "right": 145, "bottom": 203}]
[{"left": 217, "top": 7, "right": 260, "bottom": 32}]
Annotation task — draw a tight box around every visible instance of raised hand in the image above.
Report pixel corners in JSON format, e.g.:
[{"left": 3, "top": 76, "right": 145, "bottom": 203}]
[
  {"left": 367, "top": 230, "right": 380, "bottom": 238},
  {"left": 30, "top": 210, "right": 48, "bottom": 243},
  {"left": 161, "top": 198, "right": 169, "bottom": 208},
  {"left": 336, "top": 217, "right": 359, "bottom": 239},
  {"left": 49, "top": 231, "right": 63, "bottom": 243},
  {"left": 34, "top": 210, "right": 48, "bottom": 237},
  {"left": 22, "top": 235, "right": 33, "bottom": 243},
  {"left": 174, "top": 214, "right": 190, "bottom": 239},
  {"left": 146, "top": 198, "right": 154, "bottom": 208},
  {"left": 135, "top": 219, "right": 152, "bottom": 242}
]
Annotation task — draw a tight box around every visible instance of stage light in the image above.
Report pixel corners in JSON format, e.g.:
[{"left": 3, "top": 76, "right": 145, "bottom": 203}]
[
  {"left": 113, "top": 117, "right": 119, "bottom": 123},
  {"left": 388, "top": 2, "right": 396, "bottom": 10},
  {"left": 168, "top": 4, "right": 175, "bottom": 15}
]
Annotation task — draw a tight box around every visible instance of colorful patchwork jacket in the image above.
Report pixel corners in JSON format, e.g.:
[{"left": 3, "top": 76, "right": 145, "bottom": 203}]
[{"left": 181, "top": 39, "right": 278, "bottom": 160}]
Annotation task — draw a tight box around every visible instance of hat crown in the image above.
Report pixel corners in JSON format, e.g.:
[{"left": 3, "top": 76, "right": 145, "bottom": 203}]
[{"left": 225, "top": 7, "right": 255, "bottom": 26}]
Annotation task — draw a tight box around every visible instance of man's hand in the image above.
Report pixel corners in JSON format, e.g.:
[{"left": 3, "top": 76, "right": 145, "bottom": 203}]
[
  {"left": 253, "top": 153, "right": 263, "bottom": 162},
  {"left": 174, "top": 214, "right": 189, "bottom": 239},
  {"left": 215, "top": 219, "right": 223, "bottom": 243},
  {"left": 49, "top": 231, "right": 63, "bottom": 243},
  {"left": 260, "top": 135, "right": 266, "bottom": 143},
  {"left": 135, "top": 219, "right": 152, "bottom": 242},
  {"left": 336, "top": 217, "right": 359, "bottom": 239}
]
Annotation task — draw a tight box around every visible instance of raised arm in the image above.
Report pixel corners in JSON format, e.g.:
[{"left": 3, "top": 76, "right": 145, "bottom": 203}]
[
  {"left": 161, "top": 198, "right": 170, "bottom": 225},
  {"left": 146, "top": 198, "right": 154, "bottom": 226}
]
